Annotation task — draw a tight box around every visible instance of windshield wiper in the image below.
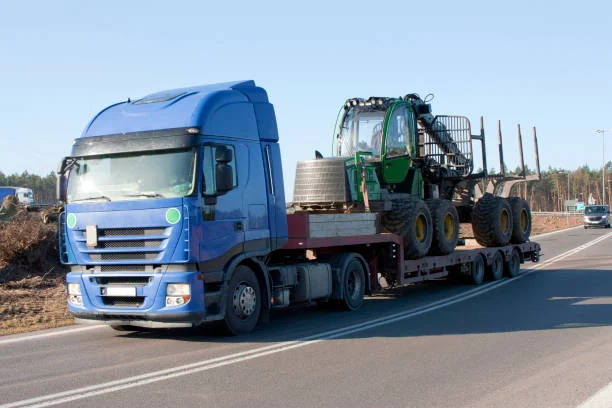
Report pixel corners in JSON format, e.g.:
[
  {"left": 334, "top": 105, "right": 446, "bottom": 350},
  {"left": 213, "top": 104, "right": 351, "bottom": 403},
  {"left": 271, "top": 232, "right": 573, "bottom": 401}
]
[
  {"left": 72, "top": 194, "right": 112, "bottom": 202},
  {"left": 124, "top": 192, "right": 165, "bottom": 198}
]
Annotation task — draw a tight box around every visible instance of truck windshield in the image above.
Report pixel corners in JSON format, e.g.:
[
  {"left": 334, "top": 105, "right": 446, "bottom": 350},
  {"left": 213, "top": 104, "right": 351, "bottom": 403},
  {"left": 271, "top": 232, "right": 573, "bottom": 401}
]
[
  {"left": 338, "top": 107, "right": 386, "bottom": 158},
  {"left": 67, "top": 147, "right": 197, "bottom": 203}
]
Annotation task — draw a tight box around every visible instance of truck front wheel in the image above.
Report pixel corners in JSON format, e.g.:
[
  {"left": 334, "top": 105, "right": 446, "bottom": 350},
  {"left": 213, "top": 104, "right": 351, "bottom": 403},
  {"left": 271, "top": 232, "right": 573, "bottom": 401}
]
[{"left": 222, "top": 265, "right": 261, "bottom": 335}]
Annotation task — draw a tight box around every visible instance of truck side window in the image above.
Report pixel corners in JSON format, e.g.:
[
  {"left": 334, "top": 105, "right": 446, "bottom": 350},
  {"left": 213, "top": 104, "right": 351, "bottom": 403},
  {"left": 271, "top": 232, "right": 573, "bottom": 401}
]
[{"left": 202, "top": 143, "right": 237, "bottom": 195}]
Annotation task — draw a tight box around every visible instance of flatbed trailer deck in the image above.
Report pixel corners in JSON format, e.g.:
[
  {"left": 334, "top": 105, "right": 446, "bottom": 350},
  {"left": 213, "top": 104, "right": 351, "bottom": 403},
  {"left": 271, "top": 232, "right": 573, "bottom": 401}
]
[{"left": 283, "top": 213, "right": 541, "bottom": 288}]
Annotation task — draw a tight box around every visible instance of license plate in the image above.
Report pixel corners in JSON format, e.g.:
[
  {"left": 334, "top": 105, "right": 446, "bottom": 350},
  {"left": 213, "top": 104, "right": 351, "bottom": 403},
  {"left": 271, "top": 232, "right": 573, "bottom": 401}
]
[{"left": 103, "top": 286, "right": 136, "bottom": 297}]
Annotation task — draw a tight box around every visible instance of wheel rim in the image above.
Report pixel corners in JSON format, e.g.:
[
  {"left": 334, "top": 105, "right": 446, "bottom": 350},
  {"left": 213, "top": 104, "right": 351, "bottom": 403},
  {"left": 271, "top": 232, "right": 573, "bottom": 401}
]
[
  {"left": 501, "top": 209, "right": 510, "bottom": 234},
  {"left": 520, "top": 209, "right": 528, "bottom": 232},
  {"left": 347, "top": 268, "right": 362, "bottom": 300},
  {"left": 232, "top": 283, "right": 257, "bottom": 319},
  {"left": 416, "top": 214, "right": 427, "bottom": 243},
  {"left": 444, "top": 213, "right": 455, "bottom": 241}
]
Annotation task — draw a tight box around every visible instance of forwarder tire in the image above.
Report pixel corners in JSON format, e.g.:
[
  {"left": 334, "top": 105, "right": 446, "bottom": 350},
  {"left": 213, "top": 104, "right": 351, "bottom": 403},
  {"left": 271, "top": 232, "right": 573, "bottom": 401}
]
[
  {"left": 382, "top": 199, "right": 433, "bottom": 259},
  {"left": 222, "top": 265, "right": 261, "bottom": 335},
  {"left": 426, "top": 199, "right": 459, "bottom": 255},
  {"left": 508, "top": 197, "right": 532, "bottom": 244},
  {"left": 472, "top": 194, "right": 513, "bottom": 247}
]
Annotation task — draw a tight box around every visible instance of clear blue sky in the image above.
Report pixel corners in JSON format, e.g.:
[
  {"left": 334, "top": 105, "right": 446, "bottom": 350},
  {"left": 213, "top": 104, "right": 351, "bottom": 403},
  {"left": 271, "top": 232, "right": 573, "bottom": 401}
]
[{"left": 1, "top": 1, "right": 611, "bottom": 198}]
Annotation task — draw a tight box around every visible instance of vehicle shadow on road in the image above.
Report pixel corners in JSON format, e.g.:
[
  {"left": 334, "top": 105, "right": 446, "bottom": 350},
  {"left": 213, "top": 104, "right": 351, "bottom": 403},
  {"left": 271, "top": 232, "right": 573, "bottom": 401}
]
[{"left": 117, "top": 268, "right": 612, "bottom": 343}]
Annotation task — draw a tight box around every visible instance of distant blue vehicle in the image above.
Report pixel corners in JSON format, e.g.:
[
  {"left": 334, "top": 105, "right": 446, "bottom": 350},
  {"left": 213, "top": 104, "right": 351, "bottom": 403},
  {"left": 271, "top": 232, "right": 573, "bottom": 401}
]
[{"left": 0, "top": 186, "right": 34, "bottom": 204}]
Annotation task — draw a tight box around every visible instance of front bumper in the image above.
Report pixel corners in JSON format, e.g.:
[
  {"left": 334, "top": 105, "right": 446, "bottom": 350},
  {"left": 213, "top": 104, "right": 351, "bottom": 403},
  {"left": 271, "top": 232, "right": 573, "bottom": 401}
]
[
  {"left": 584, "top": 217, "right": 610, "bottom": 227},
  {"left": 67, "top": 269, "right": 211, "bottom": 327}
]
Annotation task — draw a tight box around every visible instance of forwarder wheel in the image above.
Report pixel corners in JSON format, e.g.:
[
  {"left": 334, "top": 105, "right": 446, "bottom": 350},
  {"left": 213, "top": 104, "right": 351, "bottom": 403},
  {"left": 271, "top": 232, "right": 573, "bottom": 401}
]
[
  {"left": 382, "top": 199, "right": 433, "bottom": 259},
  {"left": 222, "top": 265, "right": 261, "bottom": 335},
  {"left": 487, "top": 251, "right": 504, "bottom": 281},
  {"left": 505, "top": 249, "right": 521, "bottom": 277},
  {"left": 472, "top": 194, "right": 513, "bottom": 247},
  {"left": 333, "top": 256, "right": 366, "bottom": 311},
  {"left": 508, "top": 197, "right": 532, "bottom": 243},
  {"left": 426, "top": 199, "right": 459, "bottom": 255},
  {"left": 469, "top": 255, "right": 485, "bottom": 285}
]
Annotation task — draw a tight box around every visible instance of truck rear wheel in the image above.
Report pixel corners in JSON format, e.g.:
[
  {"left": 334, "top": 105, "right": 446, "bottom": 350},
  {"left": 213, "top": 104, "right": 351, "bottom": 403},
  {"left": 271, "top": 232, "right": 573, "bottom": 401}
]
[
  {"left": 487, "top": 251, "right": 504, "bottom": 281},
  {"left": 508, "top": 197, "right": 532, "bottom": 243},
  {"left": 472, "top": 194, "right": 513, "bottom": 247},
  {"left": 382, "top": 199, "right": 433, "bottom": 259},
  {"left": 222, "top": 265, "right": 261, "bottom": 335},
  {"left": 426, "top": 199, "right": 459, "bottom": 255},
  {"left": 469, "top": 255, "right": 485, "bottom": 285},
  {"left": 335, "top": 257, "right": 366, "bottom": 311}
]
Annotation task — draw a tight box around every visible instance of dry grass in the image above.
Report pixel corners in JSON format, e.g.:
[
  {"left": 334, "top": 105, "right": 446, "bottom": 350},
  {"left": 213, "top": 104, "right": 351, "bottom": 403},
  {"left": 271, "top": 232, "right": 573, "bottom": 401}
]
[{"left": 0, "top": 211, "right": 71, "bottom": 336}]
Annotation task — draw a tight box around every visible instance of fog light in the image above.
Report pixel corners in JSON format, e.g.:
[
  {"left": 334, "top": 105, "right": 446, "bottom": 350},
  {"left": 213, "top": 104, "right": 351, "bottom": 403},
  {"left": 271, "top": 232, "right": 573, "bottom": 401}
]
[{"left": 68, "top": 295, "right": 83, "bottom": 306}]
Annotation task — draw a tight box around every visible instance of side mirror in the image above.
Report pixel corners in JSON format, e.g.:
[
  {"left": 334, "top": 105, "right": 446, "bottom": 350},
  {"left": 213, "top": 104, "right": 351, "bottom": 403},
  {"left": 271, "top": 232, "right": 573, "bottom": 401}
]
[{"left": 56, "top": 157, "right": 69, "bottom": 203}]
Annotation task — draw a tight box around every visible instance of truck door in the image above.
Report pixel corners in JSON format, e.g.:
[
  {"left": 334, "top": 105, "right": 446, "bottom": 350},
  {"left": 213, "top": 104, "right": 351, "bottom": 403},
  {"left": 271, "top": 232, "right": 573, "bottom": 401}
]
[
  {"left": 381, "top": 102, "right": 416, "bottom": 184},
  {"left": 199, "top": 142, "right": 245, "bottom": 267}
]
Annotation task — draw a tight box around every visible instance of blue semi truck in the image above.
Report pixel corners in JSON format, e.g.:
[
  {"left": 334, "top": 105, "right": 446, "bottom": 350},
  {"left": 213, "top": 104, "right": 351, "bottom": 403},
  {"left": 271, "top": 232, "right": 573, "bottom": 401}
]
[{"left": 58, "top": 80, "right": 540, "bottom": 334}]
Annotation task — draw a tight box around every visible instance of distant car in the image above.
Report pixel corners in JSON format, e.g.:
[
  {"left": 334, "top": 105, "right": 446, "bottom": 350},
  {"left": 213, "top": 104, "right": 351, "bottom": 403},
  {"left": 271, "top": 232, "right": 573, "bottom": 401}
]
[{"left": 583, "top": 205, "right": 611, "bottom": 228}]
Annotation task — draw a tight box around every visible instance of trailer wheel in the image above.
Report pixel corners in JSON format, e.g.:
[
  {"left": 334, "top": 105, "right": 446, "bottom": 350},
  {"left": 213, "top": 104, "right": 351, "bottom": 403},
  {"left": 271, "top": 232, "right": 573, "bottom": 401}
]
[
  {"left": 382, "top": 199, "right": 433, "bottom": 259},
  {"left": 469, "top": 255, "right": 485, "bottom": 285},
  {"left": 222, "top": 265, "right": 261, "bottom": 335},
  {"left": 487, "top": 251, "right": 504, "bottom": 281},
  {"left": 472, "top": 194, "right": 513, "bottom": 247},
  {"left": 508, "top": 197, "right": 531, "bottom": 243},
  {"left": 426, "top": 199, "right": 459, "bottom": 255},
  {"left": 505, "top": 249, "right": 521, "bottom": 277}
]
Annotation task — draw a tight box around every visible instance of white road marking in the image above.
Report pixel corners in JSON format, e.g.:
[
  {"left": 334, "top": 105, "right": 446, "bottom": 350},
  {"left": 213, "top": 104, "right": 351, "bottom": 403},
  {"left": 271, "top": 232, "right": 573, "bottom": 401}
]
[
  {"left": 577, "top": 381, "right": 612, "bottom": 408},
  {"left": 0, "top": 325, "right": 106, "bottom": 346},
  {"left": 2, "top": 232, "right": 611, "bottom": 408}
]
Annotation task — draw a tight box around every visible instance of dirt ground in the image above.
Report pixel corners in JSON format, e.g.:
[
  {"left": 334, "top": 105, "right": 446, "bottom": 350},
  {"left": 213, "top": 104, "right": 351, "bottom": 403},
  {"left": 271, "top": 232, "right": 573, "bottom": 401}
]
[{"left": 0, "top": 214, "right": 584, "bottom": 336}]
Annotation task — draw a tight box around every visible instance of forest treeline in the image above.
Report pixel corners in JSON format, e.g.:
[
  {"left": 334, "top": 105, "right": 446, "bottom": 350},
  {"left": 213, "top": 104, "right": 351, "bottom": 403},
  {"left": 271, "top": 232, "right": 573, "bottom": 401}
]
[{"left": 1, "top": 165, "right": 610, "bottom": 211}]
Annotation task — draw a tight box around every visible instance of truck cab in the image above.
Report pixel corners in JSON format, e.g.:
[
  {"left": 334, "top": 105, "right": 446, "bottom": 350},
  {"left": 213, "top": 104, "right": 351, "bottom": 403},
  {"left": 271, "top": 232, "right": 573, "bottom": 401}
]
[{"left": 58, "top": 81, "right": 287, "bottom": 332}]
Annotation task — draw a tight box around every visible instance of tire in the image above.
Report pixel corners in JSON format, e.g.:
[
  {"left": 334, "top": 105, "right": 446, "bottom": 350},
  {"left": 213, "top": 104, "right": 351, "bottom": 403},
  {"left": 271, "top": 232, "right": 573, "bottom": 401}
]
[
  {"left": 222, "top": 265, "right": 261, "bottom": 335},
  {"left": 472, "top": 194, "right": 513, "bottom": 247},
  {"left": 487, "top": 251, "right": 504, "bottom": 281},
  {"left": 382, "top": 199, "right": 433, "bottom": 259},
  {"left": 333, "top": 257, "right": 366, "bottom": 311},
  {"left": 505, "top": 249, "right": 521, "bottom": 277},
  {"left": 508, "top": 197, "right": 532, "bottom": 243},
  {"left": 469, "top": 255, "right": 485, "bottom": 285},
  {"left": 426, "top": 199, "right": 459, "bottom": 255}
]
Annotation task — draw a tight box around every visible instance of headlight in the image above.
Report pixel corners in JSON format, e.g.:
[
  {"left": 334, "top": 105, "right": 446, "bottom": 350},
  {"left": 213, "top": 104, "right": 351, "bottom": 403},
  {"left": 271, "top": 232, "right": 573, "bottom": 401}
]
[
  {"left": 67, "top": 283, "right": 83, "bottom": 306},
  {"left": 68, "top": 283, "right": 81, "bottom": 295},
  {"left": 166, "top": 283, "right": 191, "bottom": 307}
]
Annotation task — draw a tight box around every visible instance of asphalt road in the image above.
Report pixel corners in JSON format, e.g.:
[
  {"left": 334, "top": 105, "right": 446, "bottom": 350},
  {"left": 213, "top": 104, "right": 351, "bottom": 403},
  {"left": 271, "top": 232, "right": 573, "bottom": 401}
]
[{"left": 1, "top": 227, "right": 611, "bottom": 408}]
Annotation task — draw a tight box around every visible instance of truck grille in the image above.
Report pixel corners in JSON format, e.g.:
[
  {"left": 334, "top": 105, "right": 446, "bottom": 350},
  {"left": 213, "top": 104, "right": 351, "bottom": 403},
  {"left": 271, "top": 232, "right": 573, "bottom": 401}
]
[
  {"left": 75, "top": 226, "right": 169, "bottom": 263},
  {"left": 102, "top": 296, "right": 145, "bottom": 307},
  {"left": 94, "top": 277, "right": 151, "bottom": 286}
]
